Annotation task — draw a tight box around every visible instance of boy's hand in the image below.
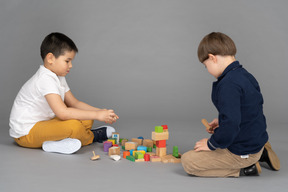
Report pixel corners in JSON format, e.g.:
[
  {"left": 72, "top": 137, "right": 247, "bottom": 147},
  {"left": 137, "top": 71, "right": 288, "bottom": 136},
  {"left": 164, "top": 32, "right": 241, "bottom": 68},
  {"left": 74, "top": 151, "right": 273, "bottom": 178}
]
[
  {"left": 194, "top": 138, "right": 211, "bottom": 152},
  {"left": 96, "top": 109, "right": 119, "bottom": 124},
  {"left": 208, "top": 118, "right": 219, "bottom": 134}
]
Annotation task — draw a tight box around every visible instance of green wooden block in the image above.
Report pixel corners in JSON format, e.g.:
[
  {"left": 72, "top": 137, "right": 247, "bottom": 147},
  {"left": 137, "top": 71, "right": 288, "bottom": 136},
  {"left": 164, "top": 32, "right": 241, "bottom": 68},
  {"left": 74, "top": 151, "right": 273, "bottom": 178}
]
[
  {"left": 126, "top": 156, "right": 135, "bottom": 162},
  {"left": 173, "top": 146, "right": 179, "bottom": 158},
  {"left": 147, "top": 147, "right": 152, "bottom": 152},
  {"left": 135, "top": 152, "right": 144, "bottom": 159},
  {"left": 122, "top": 145, "right": 125, "bottom": 150},
  {"left": 155, "top": 126, "right": 163, "bottom": 133},
  {"left": 153, "top": 144, "right": 156, "bottom": 149}
]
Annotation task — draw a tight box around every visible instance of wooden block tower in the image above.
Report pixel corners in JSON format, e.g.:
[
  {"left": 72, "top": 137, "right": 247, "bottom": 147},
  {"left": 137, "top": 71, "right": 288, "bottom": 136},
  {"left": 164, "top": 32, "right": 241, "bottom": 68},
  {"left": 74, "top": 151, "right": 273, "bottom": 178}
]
[{"left": 152, "top": 125, "right": 169, "bottom": 157}]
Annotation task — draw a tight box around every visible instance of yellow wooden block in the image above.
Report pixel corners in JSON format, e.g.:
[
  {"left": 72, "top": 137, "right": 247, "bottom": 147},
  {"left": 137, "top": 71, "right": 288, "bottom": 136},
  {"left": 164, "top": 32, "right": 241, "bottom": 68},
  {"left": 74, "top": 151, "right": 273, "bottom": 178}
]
[
  {"left": 107, "top": 139, "right": 115, "bottom": 145},
  {"left": 151, "top": 131, "right": 169, "bottom": 141}
]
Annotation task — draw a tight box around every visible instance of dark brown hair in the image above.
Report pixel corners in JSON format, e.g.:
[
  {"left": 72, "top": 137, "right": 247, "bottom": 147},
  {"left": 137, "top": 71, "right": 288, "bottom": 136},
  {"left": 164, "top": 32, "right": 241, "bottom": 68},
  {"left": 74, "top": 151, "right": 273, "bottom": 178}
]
[
  {"left": 197, "top": 32, "right": 236, "bottom": 63},
  {"left": 40, "top": 32, "right": 78, "bottom": 61}
]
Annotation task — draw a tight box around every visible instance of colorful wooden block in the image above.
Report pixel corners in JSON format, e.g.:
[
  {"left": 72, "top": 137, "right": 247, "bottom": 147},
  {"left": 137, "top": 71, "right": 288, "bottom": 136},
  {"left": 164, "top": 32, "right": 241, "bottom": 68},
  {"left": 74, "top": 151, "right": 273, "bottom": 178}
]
[
  {"left": 123, "top": 151, "right": 130, "bottom": 159},
  {"left": 147, "top": 147, "right": 152, "bottom": 152},
  {"left": 107, "top": 138, "right": 116, "bottom": 145},
  {"left": 156, "top": 140, "right": 166, "bottom": 148},
  {"left": 133, "top": 150, "right": 146, "bottom": 157},
  {"left": 135, "top": 159, "right": 145, "bottom": 162},
  {"left": 144, "top": 154, "right": 150, "bottom": 161},
  {"left": 121, "top": 139, "right": 128, "bottom": 146},
  {"left": 112, "top": 132, "right": 120, "bottom": 144},
  {"left": 173, "top": 146, "right": 179, "bottom": 158},
  {"left": 137, "top": 146, "right": 148, "bottom": 152},
  {"left": 150, "top": 155, "right": 161, "bottom": 162},
  {"left": 143, "top": 139, "right": 154, "bottom": 148},
  {"left": 155, "top": 126, "right": 163, "bottom": 133},
  {"left": 131, "top": 138, "right": 143, "bottom": 146},
  {"left": 135, "top": 152, "right": 144, "bottom": 159},
  {"left": 130, "top": 149, "right": 135, "bottom": 156},
  {"left": 146, "top": 152, "right": 156, "bottom": 156},
  {"left": 161, "top": 125, "right": 168, "bottom": 132},
  {"left": 161, "top": 154, "right": 181, "bottom": 163},
  {"left": 108, "top": 146, "right": 120, "bottom": 156},
  {"left": 103, "top": 141, "right": 113, "bottom": 152},
  {"left": 156, "top": 147, "right": 167, "bottom": 157},
  {"left": 125, "top": 142, "right": 138, "bottom": 150},
  {"left": 126, "top": 156, "right": 135, "bottom": 162},
  {"left": 152, "top": 131, "right": 169, "bottom": 141}
]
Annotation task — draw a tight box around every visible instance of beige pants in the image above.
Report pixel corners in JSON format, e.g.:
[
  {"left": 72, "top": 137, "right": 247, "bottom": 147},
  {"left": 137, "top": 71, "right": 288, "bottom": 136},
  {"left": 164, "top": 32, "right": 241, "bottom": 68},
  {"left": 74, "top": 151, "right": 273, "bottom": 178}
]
[{"left": 181, "top": 148, "right": 263, "bottom": 177}]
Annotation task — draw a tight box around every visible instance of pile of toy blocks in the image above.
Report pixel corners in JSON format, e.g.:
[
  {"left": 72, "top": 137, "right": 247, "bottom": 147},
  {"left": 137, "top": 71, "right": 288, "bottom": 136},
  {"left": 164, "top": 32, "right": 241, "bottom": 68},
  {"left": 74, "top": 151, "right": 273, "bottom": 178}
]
[{"left": 103, "top": 125, "right": 181, "bottom": 163}]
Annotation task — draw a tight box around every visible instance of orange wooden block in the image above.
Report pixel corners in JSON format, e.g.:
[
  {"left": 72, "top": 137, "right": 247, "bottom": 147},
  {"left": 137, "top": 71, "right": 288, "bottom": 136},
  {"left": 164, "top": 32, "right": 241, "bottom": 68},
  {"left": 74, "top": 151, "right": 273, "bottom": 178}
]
[{"left": 123, "top": 151, "right": 130, "bottom": 159}]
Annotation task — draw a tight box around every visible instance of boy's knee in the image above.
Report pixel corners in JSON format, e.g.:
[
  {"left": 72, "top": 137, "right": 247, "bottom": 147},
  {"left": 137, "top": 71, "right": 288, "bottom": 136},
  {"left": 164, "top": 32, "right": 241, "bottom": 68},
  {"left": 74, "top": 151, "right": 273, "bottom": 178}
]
[
  {"left": 66, "top": 120, "right": 85, "bottom": 132},
  {"left": 181, "top": 150, "right": 199, "bottom": 175}
]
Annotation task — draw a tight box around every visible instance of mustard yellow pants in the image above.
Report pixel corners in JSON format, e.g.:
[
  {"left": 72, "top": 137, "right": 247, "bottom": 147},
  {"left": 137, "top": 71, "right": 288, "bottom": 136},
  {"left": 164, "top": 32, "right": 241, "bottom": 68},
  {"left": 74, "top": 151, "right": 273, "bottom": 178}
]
[
  {"left": 181, "top": 148, "right": 263, "bottom": 177},
  {"left": 15, "top": 117, "right": 94, "bottom": 148}
]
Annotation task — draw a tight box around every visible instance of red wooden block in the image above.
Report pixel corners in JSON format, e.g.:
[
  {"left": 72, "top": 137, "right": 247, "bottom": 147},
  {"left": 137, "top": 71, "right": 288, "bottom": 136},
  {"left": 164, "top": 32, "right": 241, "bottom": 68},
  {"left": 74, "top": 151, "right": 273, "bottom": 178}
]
[
  {"left": 144, "top": 154, "right": 150, "bottom": 161},
  {"left": 161, "top": 125, "right": 168, "bottom": 130},
  {"left": 156, "top": 140, "right": 166, "bottom": 148}
]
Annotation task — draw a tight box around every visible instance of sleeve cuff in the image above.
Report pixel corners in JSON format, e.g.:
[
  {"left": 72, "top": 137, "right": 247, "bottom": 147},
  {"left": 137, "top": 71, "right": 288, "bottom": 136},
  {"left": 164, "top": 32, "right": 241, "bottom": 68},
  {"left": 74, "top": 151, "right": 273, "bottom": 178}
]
[{"left": 207, "top": 138, "right": 217, "bottom": 151}]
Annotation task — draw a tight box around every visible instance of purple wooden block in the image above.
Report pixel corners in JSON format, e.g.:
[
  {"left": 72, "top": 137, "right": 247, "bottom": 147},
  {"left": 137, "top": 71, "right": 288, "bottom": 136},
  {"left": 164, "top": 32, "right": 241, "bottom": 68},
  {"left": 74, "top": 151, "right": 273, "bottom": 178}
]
[{"left": 103, "top": 141, "right": 113, "bottom": 152}]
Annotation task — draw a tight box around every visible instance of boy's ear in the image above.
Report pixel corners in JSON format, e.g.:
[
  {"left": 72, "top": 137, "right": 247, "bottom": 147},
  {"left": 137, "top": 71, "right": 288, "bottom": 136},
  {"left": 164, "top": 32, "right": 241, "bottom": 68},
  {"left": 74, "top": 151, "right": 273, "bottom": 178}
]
[
  {"left": 46, "top": 53, "right": 55, "bottom": 64},
  {"left": 208, "top": 54, "right": 217, "bottom": 63}
]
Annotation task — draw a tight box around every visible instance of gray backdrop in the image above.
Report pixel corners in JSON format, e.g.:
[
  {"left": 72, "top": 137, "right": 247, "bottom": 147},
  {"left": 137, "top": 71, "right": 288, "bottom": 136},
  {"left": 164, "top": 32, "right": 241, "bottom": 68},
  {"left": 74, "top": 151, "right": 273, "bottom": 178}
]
[{"left": 1, "top": 0, "right": 287, "bottom": 126}]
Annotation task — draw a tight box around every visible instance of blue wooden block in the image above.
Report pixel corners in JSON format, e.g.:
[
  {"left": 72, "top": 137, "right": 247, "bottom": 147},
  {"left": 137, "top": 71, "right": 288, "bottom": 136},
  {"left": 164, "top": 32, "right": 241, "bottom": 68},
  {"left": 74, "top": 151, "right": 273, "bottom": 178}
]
[
  {"left": 137, "top": 146, "right": 147, "bottom": 152},
  {"left": 130, "top": 149, "right": 134, "bottom": 156},
  {"left": 138, "top": 136, "right": 144, "bottom": 140}
]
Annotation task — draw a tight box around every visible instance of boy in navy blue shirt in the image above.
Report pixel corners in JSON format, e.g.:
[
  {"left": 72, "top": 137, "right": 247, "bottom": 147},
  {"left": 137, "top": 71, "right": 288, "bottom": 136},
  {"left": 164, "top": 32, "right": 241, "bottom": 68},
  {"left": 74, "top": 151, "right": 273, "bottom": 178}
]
[{"left": 181, "top": 32, "right": 280, "bottom": 177}]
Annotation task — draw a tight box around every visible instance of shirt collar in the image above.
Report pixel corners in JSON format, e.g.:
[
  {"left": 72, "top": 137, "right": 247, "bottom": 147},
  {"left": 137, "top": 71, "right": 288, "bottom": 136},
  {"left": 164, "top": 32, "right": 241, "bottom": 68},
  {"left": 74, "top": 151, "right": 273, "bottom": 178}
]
[{"left": 217, "top": 61, "right": 242, "bottom": 80}]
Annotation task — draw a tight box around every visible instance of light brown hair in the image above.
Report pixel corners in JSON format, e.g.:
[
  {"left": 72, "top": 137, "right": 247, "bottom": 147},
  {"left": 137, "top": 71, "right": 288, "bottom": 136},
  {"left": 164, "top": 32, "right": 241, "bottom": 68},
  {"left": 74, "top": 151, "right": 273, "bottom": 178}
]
[{"left": 197, "top": 32, "right": 236, "bottom": 63}]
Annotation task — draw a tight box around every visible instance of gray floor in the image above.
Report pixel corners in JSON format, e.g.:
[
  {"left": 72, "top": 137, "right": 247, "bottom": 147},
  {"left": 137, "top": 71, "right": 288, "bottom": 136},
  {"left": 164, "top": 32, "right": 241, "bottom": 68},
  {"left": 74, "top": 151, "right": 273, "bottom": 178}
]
[{"left": 0, "top": 119, "right": 287, "bottom": 192}]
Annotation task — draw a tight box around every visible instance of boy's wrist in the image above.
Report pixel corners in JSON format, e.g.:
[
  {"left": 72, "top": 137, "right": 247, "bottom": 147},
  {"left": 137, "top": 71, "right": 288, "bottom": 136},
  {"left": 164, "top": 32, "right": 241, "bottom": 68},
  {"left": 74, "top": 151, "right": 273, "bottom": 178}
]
[{"left": 207, "top": 138, "right": 217, "bottom": 151}]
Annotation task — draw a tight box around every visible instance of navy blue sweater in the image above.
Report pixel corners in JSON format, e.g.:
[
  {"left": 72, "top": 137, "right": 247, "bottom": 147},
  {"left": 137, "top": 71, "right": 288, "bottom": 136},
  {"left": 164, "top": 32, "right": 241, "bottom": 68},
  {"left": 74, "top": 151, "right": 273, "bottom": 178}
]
[{"left": 207, "top": 61, "right": 268, "bottom": 155}]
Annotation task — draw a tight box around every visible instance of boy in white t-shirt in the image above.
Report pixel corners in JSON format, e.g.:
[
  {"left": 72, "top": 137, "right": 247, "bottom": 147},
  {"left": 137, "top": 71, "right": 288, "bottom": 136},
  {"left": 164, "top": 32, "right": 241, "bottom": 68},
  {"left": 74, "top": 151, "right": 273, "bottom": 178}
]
[{"left": 9, "top": 32, "right": 119, "bottom": 154}]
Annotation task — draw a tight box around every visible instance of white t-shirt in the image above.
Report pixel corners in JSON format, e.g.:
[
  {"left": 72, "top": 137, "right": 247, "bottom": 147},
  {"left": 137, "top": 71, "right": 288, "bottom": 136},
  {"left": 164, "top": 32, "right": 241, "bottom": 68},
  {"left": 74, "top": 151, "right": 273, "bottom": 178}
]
[{"left": 9, "top": 65, "right": 70, "bottom": 138}]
